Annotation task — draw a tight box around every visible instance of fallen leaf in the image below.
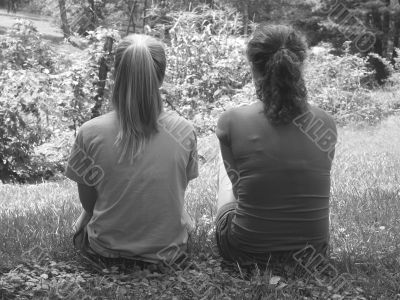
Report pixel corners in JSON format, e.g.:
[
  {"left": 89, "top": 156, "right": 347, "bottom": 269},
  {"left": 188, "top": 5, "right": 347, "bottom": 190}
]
[
  {"left": 269, "top": 276, "right": 281, "bottom": 285},
  {"left": 277, "top": 282, "right": 287, "bottom": 290}
]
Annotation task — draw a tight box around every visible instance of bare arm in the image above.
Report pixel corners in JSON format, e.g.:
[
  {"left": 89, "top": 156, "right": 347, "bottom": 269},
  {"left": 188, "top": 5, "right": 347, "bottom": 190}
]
[
  {"left": 216, "top": 109, "right": 239, "bottom": 209},
  {"left": 77, "top": 183, "right": 97, "bottom": 215},
  {"left": 217, "top": 142, "right": 239, "bottom": 209}
]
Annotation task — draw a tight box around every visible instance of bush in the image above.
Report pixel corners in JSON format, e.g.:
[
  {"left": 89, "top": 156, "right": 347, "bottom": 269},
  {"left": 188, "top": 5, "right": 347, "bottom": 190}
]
[
  {"left": 29, "top": 28, "right": 121, "bottom": 181},
  {"left": 2, "top": 9, "right": 399, "bottom": 183},
  {"left": 158, "top": 6, "right": 250, "bottom": 134},
  {"left": 305, "top": 43, "right": 388, "bottom": 125},
  {"left": 0, "top": 20, "right": 120, "bottom": 182},
  {"left": 54, "top": 28, "right": 120, "bottom": 135},
  {"left": 0, "top": 20, "right": 57, "bottom": 182},
  {"left": 385, "top": 49, "right": 400, "bottom": 87},
  {"left": 0, "top": 20, "right": 55, "bottom": 72}
]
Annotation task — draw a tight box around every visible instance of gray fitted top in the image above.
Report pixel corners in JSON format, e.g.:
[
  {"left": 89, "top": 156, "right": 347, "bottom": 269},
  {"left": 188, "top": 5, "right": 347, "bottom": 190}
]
[{"left": 216, "top": 102, "right": 337, "bottom": 253}]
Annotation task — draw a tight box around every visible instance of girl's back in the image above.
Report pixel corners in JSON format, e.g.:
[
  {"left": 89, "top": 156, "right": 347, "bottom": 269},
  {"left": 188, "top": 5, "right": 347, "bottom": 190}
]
[{"left": 217, "top": 101, "right": 336, "bottom": 253}]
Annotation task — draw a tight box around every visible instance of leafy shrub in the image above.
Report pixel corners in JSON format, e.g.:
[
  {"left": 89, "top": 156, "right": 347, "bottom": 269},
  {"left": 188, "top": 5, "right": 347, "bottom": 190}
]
[
  {"left": 31, "top": 28, "right": 121, "bottom": 180},
  {"left": 0, "top": 20, "right": 57, "bottom": 182},
  {"left": 159, "top": 6, "right": 251, "bottom": 134},
  {"left": 305, "top": 43, "right": 387, "bottom": 125},
  {"left": 385, "top": 49, "right": 400, "bottom": 87},
  {"left": 2, "top": 9, "right": 398, "bottom": 183},
  {"left": 372, "top": 49, "right": 400, "bottom": 114},
  {"left": 54, "top": 28, "right": 120, "bottom": 135},
  {"left": 0, "top": 20, "right": 55, "bottom": 72},
  {"left": 0, "top": 20, "right": 119, "bottom": 182}
]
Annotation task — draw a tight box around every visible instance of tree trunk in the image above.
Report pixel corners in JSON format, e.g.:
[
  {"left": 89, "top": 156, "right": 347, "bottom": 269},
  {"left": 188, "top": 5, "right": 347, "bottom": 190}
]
[
  {"left": 91, "top": 37, "right": 114, "bottom": 119},
  {"left": 393, "top": 10, "right": 400, "bottom": 52},
  {"left": 143, "top": 0, "right": 147, "bottom": 29},
  {"left": 126, "top": 0, "right": 137, "bottom": 35},
  {"left": 385, "top": 1, "right": 400, "bottom": 59},
  {"left": 88, "top": 0, "right": 96, "bottom": 26},
  {"left": 243, "top": 2, "right": 249, "bottom": 36},
  {"left": 371, "top": 8, "right": 383, "bottom": 56},
  {"left": 387, "top": 11, "right": 396, "bottom": 60},
  {"left": 58, "top": 0, "right": 70, "bottom": 37},
  {"left": 382, "top": 7, "right": 391, "bottom": 58}
]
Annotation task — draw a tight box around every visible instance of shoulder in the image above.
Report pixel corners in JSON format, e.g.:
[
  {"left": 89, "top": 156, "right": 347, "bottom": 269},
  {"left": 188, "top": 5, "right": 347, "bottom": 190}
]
[
  {"left": 217, "top": 105, "right": 243, "bottom": 124},
  {"left": 79, "top": 112, "right": 116, "bottom": 135},
  {"left": 218, "top": 102, "right": 261, "bottom": 125},
  {"left": 158, "top": 111, "right": 197, "bottom": 152},
  {"left": 158, "top": 111, "right": 196, "bottom": 134},
  {"left": 309, "top": 105, "right": 337, "bottom": 130},
  {"left": 309, "top": 105, "right": 333, "bottom": 119},
  {"left": 76, "top": 112, "right": 117, "bottom": 146},
  {"left": 293, "top": 105, "right": 337, "bottom": 135},
  {"left": 217, "top": 108, "right": 233, "bottom": 125},
  {"left": 217, "top": 108, "right": 236, "bottom": 133},
  {"left": 216, "top": 107, "right": 238, "bottom": 145}
]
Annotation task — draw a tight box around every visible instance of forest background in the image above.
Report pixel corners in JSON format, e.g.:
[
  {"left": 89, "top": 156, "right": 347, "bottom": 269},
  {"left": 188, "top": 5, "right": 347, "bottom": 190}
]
[{"left": 1, "top": 0, "right": 400, "bottom": 182}]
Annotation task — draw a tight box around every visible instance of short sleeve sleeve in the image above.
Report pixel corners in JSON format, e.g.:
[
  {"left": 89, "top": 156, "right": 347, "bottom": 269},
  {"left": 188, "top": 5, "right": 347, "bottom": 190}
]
[
  {"left": 64, "top": 129, "right": 90, "bottom": 185},
  {"left": 216, "top": 110, "right": 231, "bottom": 147},
  {"left": 186, "top": 130, "right": 199, "bottom": 181}
]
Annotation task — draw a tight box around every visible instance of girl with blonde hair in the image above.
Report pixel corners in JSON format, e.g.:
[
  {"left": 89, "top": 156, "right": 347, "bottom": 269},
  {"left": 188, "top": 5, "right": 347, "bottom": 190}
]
[{"left": 66, "top": 34, "right": 198, "bottom": 267}]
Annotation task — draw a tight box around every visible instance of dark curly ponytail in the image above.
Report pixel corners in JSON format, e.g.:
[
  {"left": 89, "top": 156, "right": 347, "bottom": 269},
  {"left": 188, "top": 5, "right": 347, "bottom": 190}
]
[{"left": 246, "top": 24, "right": 308, "bottom": 125}]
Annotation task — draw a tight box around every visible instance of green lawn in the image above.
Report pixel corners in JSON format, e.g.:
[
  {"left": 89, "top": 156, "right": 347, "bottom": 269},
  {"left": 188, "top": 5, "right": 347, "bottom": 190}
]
[{"left": 0, "top": 115, "right": 399, "bottom": 299}]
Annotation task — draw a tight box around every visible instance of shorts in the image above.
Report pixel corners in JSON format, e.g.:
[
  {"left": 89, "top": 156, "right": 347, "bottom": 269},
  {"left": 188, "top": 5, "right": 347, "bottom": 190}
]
[{"left": 215, "top": 203, "right": 329, "bottom": 267}]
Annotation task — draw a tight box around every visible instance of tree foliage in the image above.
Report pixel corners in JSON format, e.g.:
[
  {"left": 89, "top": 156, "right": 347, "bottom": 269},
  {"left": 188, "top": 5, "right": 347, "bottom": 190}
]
[
  {"left": 2, "top": 2, "right": 400, "bottom": 183},
  {"left": 0, "top": 20, "right": 56, "bottom": 182},
  {"left": 0, "top": 20, "right": 120, "bottom": 182}
]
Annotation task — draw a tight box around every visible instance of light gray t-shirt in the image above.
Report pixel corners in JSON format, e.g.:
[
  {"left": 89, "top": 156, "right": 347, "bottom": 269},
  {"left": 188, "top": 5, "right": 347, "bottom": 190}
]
[{"left": 65, "top": 111, "right": 198, "bottom": 262}]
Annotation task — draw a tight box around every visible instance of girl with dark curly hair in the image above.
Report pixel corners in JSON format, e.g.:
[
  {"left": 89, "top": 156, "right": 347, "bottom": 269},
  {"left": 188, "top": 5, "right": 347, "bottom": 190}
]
[{"left": 215, "top": 24, "right": 337, "bottom": 267}]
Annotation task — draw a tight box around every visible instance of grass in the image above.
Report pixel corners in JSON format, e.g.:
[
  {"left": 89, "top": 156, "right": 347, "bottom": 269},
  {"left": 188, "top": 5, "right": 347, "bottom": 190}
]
[{"left": 1, "top": 115, "right": 400, "bottom": 299}]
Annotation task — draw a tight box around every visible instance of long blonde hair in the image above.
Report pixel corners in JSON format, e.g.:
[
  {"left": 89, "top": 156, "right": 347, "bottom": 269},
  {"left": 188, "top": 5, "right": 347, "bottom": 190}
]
[{"left": 112, "top": 34, "right": 166, "bottom": 163}]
